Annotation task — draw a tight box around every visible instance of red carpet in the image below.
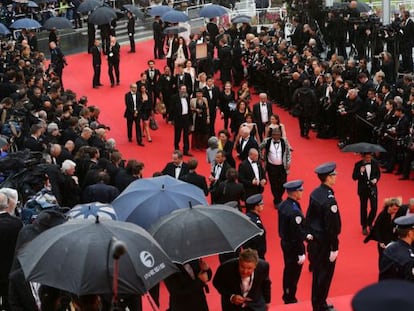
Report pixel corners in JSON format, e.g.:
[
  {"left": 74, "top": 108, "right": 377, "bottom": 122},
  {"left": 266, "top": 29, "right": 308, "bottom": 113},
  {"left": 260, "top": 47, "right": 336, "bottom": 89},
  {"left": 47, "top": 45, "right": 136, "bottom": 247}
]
[{"left": 61, "top": 40, "right": 413, "bottom": 311}]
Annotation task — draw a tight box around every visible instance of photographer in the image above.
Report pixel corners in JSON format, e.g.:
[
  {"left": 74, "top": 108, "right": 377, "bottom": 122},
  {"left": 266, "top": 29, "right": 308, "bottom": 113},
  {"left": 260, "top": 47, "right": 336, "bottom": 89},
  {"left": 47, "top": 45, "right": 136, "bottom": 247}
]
[
  {"left": 399, "top": 11, "right": 414, "bottom": 73},
  {"left": 337, "top": 88, "right": 363, "bottom": 147}
]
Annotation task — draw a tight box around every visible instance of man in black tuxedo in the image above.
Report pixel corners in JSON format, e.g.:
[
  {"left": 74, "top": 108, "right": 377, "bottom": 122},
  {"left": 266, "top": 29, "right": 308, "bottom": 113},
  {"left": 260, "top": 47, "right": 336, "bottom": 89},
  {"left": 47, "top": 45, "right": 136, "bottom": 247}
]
[
  {"left": 352, "top": 153, "right": 381, "bottom": 235},
  {"left": 238, "top": 148, "right": 266, "bottom": 198},
  {"left": 213, "top": 248, "right": 271, "bottom": 311},
  {"left": 91, "top": 39, "right": 102, "bottom": 88},
  {"left": 218, "top": 37, "right": 232, "bottom": 84},
  {"left": 208, "top": 150, "right": 231, "bottom": 202},
  {"left": 161, "top": 150, "right": 189, "bottom": 180},
  {"left": 126, "top": 11, "right": 135, "bottom": 53},
  {"left": 152, "top": 16, "right": 164, "bottom": 59},
  {"left": 158, "top": 65, "right": 175, "bottom": 120},
  {"left": 181, "top": 158, "right": 208, "bottom": 195},
  {"left": 24, "top": 123, "right": 46, "bottom": 152},
  {"left": 400, "top": 10, "right": 414, "bottom": 73},
  {"left": 145, "top": 59, "right": 161, "bottom": 107},
  {"left": 203, "top": 76, "right": 221, "bottom": 136},
  {"left": 170, "top": 85, "right": 192, "bottom": 155},
  {"left": 236, "top": 127, "right": 259, "bottom": 161},
  {"left": 107, "top": 36, "right": 120, "bottom": 87},
  {"left": 174, "top": 64, "right": 193, "bottom": 96},
  {"left": 252, "top": 93, "right": 273, "bottom": 140},
  {"left": 123, "top": 83, "right": 144, "bottom": 146},
  {"left": 0, "top": 192, "right": 23, "bottom": 309}
]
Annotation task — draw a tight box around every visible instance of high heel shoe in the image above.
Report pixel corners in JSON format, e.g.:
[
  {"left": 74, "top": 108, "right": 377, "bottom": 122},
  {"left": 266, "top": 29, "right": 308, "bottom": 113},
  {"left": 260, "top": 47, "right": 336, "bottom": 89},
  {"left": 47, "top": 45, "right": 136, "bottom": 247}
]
[{"left": 148, "top": 138, "right": 152, "bottom": 143}]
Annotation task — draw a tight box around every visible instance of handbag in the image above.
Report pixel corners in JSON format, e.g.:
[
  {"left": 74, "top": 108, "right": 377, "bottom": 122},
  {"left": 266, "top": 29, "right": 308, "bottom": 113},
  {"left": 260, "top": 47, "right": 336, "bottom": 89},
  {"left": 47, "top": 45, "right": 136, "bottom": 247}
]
[{"left": 149, "top": 117, "right": 159, "bottom": 130}]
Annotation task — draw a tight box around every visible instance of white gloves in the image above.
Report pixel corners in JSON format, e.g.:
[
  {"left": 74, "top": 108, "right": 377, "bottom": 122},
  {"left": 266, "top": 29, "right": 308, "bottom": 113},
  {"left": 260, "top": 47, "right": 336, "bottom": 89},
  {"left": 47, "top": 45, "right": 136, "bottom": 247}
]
[
  {"left": 329, "top": 250, "right": 339, "bottom": 262},
  {"left": 297, "top": 254, "right": 306, "bottom": 265}
]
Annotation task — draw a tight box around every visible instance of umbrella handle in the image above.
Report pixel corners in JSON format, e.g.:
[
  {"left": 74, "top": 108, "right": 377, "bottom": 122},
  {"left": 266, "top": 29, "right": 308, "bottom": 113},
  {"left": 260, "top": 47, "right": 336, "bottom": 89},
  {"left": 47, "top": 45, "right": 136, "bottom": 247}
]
[{"left": 145, "top": 293, "right": 160, "bottom": 311}]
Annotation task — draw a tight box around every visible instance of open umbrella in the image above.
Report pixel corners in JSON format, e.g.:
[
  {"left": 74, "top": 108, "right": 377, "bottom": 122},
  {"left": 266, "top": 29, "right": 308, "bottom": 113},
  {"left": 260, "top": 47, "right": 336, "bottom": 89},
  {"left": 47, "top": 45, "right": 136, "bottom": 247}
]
[
  {"left": 331, "top": 1, "right": 371, "bottom": 13},
  {"left": 27, "top": 1, "right": 39, "bottom": 8},
  {"left": 66, "top": 202, "right": 117, "bottom": 220},
  {"left": 148, "top": 5, "right": 172, "bottom": 17},
  {"left": 231, "top": 14, "right": 251, "bottom": 24},
  {"left": 18, "top": 218, "right": 177, "bottom": 295},
  {"left": 122, "top": 4, "right": 144, "bottom": 19},
  {"left": 163, "top": 25, "right": 187, "bottom": 34},
  {"left": 342, "top": 142, "right": 387, "bottom": 153},
  {"left": 88, "top": 6, "right": 117, "bottom": 25},
  {"left": 10, "top": 18, "right": 42, "bottom": 29},
  {"left": 43, "top": 16, "right": 73, "bottom": 29},
  {"left": 149, "top": 204, "right": 264, "bottom": 263},
  {"left": 161, "top": 10, "right": 189, "bottom": 23},
  {"left": 199, "top": 4, "right": 228, "bottom": 18},
  {"left": 0, "top": 23, "right": 11, "bottom": 36},
  {"left": 112, "top": 175, "right": 208, "bottom": 230},
  {"left": 77, "top": 0, "right": 101, "bottom": 14}
]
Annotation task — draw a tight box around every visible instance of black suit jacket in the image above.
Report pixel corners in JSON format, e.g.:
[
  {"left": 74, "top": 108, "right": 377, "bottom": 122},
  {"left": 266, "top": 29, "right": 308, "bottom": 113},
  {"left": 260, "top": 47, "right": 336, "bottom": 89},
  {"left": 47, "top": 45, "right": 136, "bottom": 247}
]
[
  {"left": 211, "top": 161, "right": 231, "bottom": 185},
  {"left": 236, "top": 136, "right": 259, "bottom": 161},
  {"left": 91, "top": 45, "right": 101, "bottom": 66},
  {"left": 170, "top": 93, "right": 191, "bottom": 124},
  {"left": 203, "top": 85, "right": 221, "bottom": 113},
  {"left": 238, "top": 158, "right": 266, "bottom": 198},
  {"left": 213, "top": 258, "right": 271, "bottom": 311},
  {"left": 174, "top": 73, "right": 193, "bottom": 95},
  {"left": 145, "top": 68, "right": 161, "bottom": 90},
  {"left": 124, "top": 91, "right": 142, "bottom": 120},
  {"left": 8, "top": 268, "right": 38, "bottom": 311},
  {"left": 352, "top": 159, "right": 381, "bottom": 196},
  {"left": 252, "top": 102, "right": 273, "bottom": 126},
  {"left": 181, "top": 171, "right": 209, "bottom": 195},
  {"left": 162, "top": 162, "right": 189, "bottom": 180},
  {"left": 23, "top": 135, "right": 45, "bottom": 152},
  {"left": 127, "top": 16, "right": 135, "bottom": 34}
]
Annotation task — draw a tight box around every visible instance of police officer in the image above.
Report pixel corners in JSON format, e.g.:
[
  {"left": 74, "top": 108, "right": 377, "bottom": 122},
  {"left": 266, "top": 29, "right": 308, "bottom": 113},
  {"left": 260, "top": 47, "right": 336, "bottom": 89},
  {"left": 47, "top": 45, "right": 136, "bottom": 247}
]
[
  {"left": 243, "top": 194, "right": 267, "bottom": 260},
  {"left": 379, "top": 215, "right": 414, "bottom": 281},
  {"left": 306, "top": 162, "right": 341, "bottom": 311},
  {"left": 278, "top": 180, "right": 311, "bottom": 304}
]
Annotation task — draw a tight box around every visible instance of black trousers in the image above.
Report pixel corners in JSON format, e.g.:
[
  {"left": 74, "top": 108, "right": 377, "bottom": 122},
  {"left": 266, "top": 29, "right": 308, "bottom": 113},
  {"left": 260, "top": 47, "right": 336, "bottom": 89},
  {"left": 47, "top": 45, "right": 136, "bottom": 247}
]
[
  {"left": 92, "top": 64, "right": 101, "bottom": 87},
  {"left": 299, "top": 116, "right": 312, "bottom": 137},
  {"left": 174, "top": 116, "right": 190, "bottom": 153},
  {"left": 308, "top": 240, "right": 336, "bottom": 311},
  {"left": 129, "top": 34, "right": 135, "bottom": 52},
  {"left": 126, "top": 116, "right": 142, "bottom": 143},
  {"left": 266, "top": 163, "right": 286, "bottom": 205},
  {"left": 108, "top": 60, "right": 120, "bottom": 85},
  {"left": 281, "top": 240, "right": 303, "bottom": 304},
  {"left": 359, "top": 189, "right": 377, "bottom": 228}
]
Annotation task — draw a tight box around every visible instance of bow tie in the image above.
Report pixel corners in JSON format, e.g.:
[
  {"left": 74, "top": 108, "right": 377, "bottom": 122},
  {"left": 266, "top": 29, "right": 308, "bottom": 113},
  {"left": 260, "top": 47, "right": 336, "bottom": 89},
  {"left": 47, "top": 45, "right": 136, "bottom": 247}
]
[
  {"left": 261, "top": 103, "right": 266, "bottom": 106},
  {"left": 175, "top": 165, "right": 181, "bottom": 168},
  {"left": 251, "top": 161, "right": 257, "bottom": 164},
  {"left": 273, "top": 141, "right": 280, "bottom": 144}
]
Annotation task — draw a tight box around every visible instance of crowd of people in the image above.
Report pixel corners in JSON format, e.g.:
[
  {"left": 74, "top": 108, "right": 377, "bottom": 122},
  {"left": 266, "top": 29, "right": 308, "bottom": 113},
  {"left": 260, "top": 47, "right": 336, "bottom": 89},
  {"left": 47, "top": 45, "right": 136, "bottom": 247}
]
[{"left": 1, "top": 0, "right": 414, "bottom": 310}]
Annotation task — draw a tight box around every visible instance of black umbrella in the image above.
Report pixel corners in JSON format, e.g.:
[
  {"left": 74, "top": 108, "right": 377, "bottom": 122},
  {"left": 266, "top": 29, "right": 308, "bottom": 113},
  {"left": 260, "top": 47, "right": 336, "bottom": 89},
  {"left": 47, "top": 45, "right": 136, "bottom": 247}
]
[
  {"left": 199, "top": 4, "right": 228, "bottom": 18},
  {"left": 18, "top": 218, "right": 177, "bottom": 295},
  {"left": 10, "top": 18, "right": 42, "bottom": 29},
  {"left": 77, "top": 0, "right": 101, "bottom": 14},
  {"left": 88, "top": 6, "right": 117, "bottom": 25},
  {"left": 342, "top": 142, "right": 387, "bottom": 153},
  {"left": 149, "top": 204, "right": 264, "bottom": 263},
  {"left": 163, "top": 25, "right": 187, "bottom": 34},
  {"left": 161, "top": 10, "right": 189, "bottom": 23},
  {"left": 331, "top": 1, "right": 371, "bottom": 13},
  {"left": 43, "top": 16, "right": 73, "bottom": 30},
  {"left": 112, "top": 175, "right": 208, "bottom": 230},
  {"left": 148, "top": 5, "right": 172, "bottom": 17},
  {"left": 231, "top": 14, "right": 251, "bottom": 24},
  {"left": 122, "top": 4, "right": 144, "bottom": 19},
  {"left": 0, "top": 22, "right": 11, "bottom": 35}
]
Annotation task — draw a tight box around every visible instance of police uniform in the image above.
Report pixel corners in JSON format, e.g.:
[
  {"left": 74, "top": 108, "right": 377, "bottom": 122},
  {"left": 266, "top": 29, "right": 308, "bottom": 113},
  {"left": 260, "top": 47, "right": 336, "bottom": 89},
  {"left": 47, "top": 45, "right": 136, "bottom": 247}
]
[
  {"left": 379, "top": 215, "right": 414, "bottom": 281},
  {"left": 278, "top": 180, "right": 307, "bottom": 304},
  {"left": 244, "top": 194, "right": 267, "bottom": 259},
  {"left": 306, "top": 162, "right": 341, "bottom": 311}
]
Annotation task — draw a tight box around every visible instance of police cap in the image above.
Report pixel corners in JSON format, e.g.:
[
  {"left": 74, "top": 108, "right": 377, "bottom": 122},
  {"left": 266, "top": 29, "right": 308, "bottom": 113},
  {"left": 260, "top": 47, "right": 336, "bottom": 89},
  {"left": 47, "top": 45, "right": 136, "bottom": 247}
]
[
  {"left": 352, "top": 280, "right": 414, "bottom": 311},
  {"left": 283, "top": 180, "right": 304, "bottom": 192},
  {"left": 245, "top": 194, "right": 264, "bottom": 209},
  {"left": 394, "top": 215, "right": 414, "bottom": 230},
  {"left": 314, "top": 162, "right": 337, "bottom": 175}
]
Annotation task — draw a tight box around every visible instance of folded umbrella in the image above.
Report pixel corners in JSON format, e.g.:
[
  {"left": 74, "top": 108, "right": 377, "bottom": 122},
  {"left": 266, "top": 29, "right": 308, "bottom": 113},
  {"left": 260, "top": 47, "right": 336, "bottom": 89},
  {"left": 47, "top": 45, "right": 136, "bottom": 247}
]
[
  {"left": 18, "top": 218, "right": 177, "bottom": 295},
  {"left": 112, "top": 175, "right": 208, "bottom": 230},
  {"left": 149, "top": 204, "right": 264, "bottom": 263}
]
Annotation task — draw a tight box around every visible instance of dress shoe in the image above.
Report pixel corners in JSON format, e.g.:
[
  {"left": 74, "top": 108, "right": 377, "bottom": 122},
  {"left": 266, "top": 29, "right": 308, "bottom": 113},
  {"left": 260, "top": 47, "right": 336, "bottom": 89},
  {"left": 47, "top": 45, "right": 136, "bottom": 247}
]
[
  {"left": 399, "top": 176, "right": 409, "bottom": 180},
  {"left": 183, "top": 152, "right": 193, "bottom": 156},
  {"left": 362, "top": 227, "right": 368, "bottom": 235},
  {"left": 93, "top": 86, "right": 99, "bottom": 89},
  {"left": 111, "top": 84, "right": 114, "bottom": 88},
  {"left": 128, "top": 50, "right": 135, "bottom": 53},
  {"left": 137, "top": 142, "right": 145, "bottom": 146},
  {"left": 128, "top": 138, "right": 132, "bottom": 142},
  {"left": 116, "top": 81, "right": 120, "bottom": 85},
  {"left": 98, "top": 83, "right": 103, "bottom": 86}
]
